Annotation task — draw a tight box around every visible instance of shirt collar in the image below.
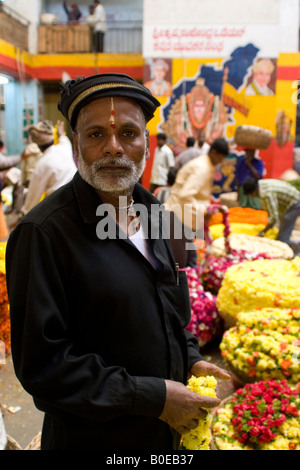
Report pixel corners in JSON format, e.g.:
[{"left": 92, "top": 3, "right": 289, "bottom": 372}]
[{"left": 72, "top": 171, "right": 169, "bottom": 269}]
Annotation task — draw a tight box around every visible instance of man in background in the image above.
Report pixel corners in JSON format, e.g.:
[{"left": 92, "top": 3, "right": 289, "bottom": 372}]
[
  {"left": 149, "top": 133, "right": 175, "bottom": 193},
  {"left": 175, "top": 136, "right": 201, "bottom": 171},
  {"left": 165, "top": 138, "right": 229, "bottom": 267},
  {"left": 21, "top": 120, "right": 76, "bottom": 215},
  {"left": 63, "top": 2, "right": 82, "bottom": 23},
  {"left": 243, "top": 177, "right": 300, "bottom": 255},
  {"left": 93, "top": 0, "right": 107, "bottom": 52}
]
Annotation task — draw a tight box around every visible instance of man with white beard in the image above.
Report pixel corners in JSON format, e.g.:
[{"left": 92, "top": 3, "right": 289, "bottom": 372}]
[{"left": 6, "top": 73, "right": 229, "bottom": 451}]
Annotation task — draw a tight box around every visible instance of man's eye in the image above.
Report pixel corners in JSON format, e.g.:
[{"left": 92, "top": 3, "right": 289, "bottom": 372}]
[
  {"left": 89, "top": 131, "right": 102, "bottom": 138},
  {"left": 123, "top": 130, "right": 136, "bottom": 137}
]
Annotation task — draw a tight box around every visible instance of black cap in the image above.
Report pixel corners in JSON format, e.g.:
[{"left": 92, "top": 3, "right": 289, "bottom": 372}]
[{"left": 58, "top": 73, "right": 161, "bottom": 130}]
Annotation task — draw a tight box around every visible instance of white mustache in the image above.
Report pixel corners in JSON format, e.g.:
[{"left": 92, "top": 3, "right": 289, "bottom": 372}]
[{"left": 93, "top": 158, "right": 134, "bottom": 170}]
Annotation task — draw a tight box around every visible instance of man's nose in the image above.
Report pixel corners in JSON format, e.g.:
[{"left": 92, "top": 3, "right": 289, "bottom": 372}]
[{"left": 103, "top": 134, "right": 123, "bottom": 155}]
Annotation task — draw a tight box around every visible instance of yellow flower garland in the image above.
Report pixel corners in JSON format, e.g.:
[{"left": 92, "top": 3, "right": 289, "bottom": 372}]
[{"left": 181, "top": 375, "right": 217, "bottom": 450}]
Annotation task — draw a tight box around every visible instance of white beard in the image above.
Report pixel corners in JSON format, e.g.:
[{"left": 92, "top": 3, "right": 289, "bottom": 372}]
[{"left": 77, "top": 150, "right": 146, "bottom": 195}]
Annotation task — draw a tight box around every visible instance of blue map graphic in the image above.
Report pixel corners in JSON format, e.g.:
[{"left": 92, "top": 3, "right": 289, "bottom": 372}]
[{"left": 162, "top": 43, "right": 259, "bottom": 122}]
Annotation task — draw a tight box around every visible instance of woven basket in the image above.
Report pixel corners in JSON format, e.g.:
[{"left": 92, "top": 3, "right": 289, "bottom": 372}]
[
  {"left": 224, "top": 361, "right": 257, "bottom": 386},
  {"left": 218, "top": 310, "right": 237, "bottom": 329},
  {"left": 5, "top": 435, "right": 22, "bottom": 450},
  {"left": 234, "top": 125, "right": 272, "bottom": 149},
  {"left": 25, "top": 432, "right": 41, "bottom": 450}
]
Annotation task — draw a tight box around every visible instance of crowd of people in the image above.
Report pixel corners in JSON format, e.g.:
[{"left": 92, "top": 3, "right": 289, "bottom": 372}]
[
  {"left": 150, "top": 127, "right": 300, "bottom": 261},
  {"left": 1, "top": 71, "right": 300, "bottom": 451}
]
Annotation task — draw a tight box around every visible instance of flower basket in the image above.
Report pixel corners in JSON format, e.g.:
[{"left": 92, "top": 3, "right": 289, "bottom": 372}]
[
  {"left": 25, "top": 432, "right": 41, "bottom": 450},
  {"left": 234, "top": 125, "right": 272, "bottom": 150},
  {"left": 5, "top": 435, "right": 22, "bottom": 450},
  {"left": 219, "top": 308, "right": 300, "bottom": 384},
  {"left": 216, "top": 258, "right": 300, "bottom": 324},
  {"left": 211, "top": 380, "right": 300, "bottom": 450}
]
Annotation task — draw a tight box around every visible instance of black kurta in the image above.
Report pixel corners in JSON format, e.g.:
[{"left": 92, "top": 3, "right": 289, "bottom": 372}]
[{"left": 6, "top": 172, "right": 202, "bottom": 450}]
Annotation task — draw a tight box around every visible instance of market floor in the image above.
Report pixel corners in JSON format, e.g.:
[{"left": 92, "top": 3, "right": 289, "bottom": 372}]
[{"left": 0, "top": 341, "right": 234, "bottom": 450}]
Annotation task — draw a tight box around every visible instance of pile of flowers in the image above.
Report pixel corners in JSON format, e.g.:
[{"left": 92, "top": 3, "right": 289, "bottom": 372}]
[
  {"left": 220, "top": 308, "right": 300, "bottom": 383},
  {"left": 212, "top": 379, "right": 300, "bottom": 450},
  {"left": 0, "top": 242, "right": 9, "bottom": 355},
  {"left": 183, "top": 267, "right": 223, "bottom": 347},
  {"left": 216, "top": 258, "right": 300, "bottom": 321},
  {"left": 208, "top": 206, "right": 277, "bottom": 241},
  {"left": 181, "top": 375, "right": 217, "bottom": 450},
  {"left": 200, "top": 251, "right": 271, "bottom": 295},
  {"left": 209, "top": 222, "right": 278, "bottom": 240},
  {"left": 212, "top": 233, "right": 294, "bottom": 259}
]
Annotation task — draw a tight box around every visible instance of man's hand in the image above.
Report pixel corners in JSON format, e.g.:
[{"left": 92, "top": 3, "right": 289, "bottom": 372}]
[
  {"left": 56, "top": 120, "right": 65, "bottom": 137},
  {"left": 159, "top": 362, "right": 230, "bottom": 435},
  {"left": 159, "top": 379, "right": 221, "bottom": 435},
  {"left": 189, "top": 360, "right": 231, "bottom": 381}
]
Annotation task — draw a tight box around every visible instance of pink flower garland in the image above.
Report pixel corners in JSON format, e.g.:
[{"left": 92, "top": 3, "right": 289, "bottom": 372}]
[{"left": 182, "top": 267, "right": 223, "bottom": 347}]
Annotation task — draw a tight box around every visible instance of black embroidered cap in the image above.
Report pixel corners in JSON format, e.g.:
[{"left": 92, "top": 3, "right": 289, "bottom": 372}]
[{"left": 58, "top": 73, "right": 161, "bottom": 130}]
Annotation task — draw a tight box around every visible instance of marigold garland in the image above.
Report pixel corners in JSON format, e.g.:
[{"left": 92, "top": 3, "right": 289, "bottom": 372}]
[
  {"left": 212, "top": 379, "right": 300, "bottom": 450},
  {"left": 181, "top": 375, "right": 217, "bottom": 450}
]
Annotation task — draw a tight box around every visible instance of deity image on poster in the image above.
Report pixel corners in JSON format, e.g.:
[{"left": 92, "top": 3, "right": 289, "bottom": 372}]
[
  {"left": 161, "top": 76, "right": 229, "bottom": 151},
  {"left": 144, "top": 58, "right": 173, "bottom": 97},
  {"left": 245, "top": 58, "right": 277, "bottom": 96},
  {"left": 159, "top": 44, "right": 278, "bottom": 152}
]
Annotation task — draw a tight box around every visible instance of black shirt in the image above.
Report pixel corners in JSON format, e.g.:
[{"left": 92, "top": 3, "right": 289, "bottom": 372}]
[{"left": 6, "top": 172, "right": 202, "bottom": 450}]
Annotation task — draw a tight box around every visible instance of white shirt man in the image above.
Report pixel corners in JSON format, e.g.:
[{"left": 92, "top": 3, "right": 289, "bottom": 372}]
[
  {"left": 150, "top": 134, "right": 175, "bottom": 193},
  {"left": 22, "top": 134, "right": 77, "bottom": 215},
  {"left": 93, "top": 1, "right": 107, "bottom": 52}
]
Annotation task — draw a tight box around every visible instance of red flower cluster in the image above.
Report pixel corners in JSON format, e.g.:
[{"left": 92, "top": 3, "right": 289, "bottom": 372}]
[{"left": 231, "top": 380, "right": 300, "bottom": 445}]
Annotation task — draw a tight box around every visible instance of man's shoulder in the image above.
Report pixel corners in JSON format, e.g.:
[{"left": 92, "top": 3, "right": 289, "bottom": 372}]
[
  {"left": 162, "top": 144, "right": 174, "bottom": 155},
  {"left": 20, "top": 180, "right": 75, "bottom": 227}
]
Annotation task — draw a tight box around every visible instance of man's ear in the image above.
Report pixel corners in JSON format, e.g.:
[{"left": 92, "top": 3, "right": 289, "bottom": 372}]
[
  {"left": 145, "top": 129, "right": 150, "bottom": 160},
  {"left": 73, "top": 130, "right": 79, "bottom": 162}
]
